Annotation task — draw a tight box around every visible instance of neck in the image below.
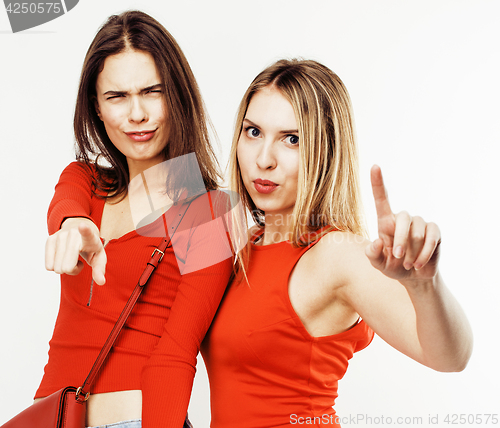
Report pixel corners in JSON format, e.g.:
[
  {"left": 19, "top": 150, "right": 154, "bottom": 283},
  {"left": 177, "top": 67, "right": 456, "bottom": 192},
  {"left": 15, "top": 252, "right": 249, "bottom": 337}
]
[
  {"left": 260, "top": 211, "right": 294, "bottom": 245},
  {"left": 126, "top": 160, "right": 173, "bottom": 215},
  {"left": 127, "top": 158, "right": 166, "bottom": 182}
]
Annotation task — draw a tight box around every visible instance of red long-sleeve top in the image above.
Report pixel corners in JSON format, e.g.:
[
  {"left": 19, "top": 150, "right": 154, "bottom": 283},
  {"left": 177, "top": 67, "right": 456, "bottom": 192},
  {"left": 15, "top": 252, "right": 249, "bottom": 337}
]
[{"left": 35, "top": 161, "right": 233, "bottom": 428}]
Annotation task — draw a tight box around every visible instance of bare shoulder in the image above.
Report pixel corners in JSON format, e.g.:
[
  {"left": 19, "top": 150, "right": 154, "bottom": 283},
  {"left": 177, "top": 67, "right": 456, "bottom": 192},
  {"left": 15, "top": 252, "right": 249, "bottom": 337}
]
[
  {"left": 312, "top": 231, "right": 370, "bottom": 270},
  {"left": 295, "top": 231, "right": 368, "bottom": 297}
]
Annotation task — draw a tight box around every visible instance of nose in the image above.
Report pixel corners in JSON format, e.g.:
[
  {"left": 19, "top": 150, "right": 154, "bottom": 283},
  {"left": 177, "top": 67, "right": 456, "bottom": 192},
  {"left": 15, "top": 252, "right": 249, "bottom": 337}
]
[
  {"left": 255, "top": 140, "right": 277, "bottom": 170},
  {"left": 128, "top": 96, "right": 148, "bottom": 123}
]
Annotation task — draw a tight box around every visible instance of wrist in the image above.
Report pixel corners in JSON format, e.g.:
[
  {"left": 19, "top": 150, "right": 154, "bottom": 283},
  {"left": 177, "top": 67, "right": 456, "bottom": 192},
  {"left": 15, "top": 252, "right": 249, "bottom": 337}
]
[
  {"left": 399, "top": 271, "right": 441, "bottom": 294},
  {"left": 61, "top": 217, "right": 97, "bottom": 232}
]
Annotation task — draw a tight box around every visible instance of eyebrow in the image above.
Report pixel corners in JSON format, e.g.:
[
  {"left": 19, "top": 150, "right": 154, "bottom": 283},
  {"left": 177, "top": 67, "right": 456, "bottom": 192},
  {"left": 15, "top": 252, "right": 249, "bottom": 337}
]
[
  {"left": 103, "top": 83, "right": 163, "bottom": 97},
  {"left": 243, "top": 118, "right": 298, "bottom": 134}
]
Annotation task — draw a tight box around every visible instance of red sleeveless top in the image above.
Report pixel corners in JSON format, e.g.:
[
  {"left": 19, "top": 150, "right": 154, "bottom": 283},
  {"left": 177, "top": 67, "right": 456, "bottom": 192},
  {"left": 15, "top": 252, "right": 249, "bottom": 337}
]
[{"left": 201, "top": 228, "right": 374, "bottom": 428}]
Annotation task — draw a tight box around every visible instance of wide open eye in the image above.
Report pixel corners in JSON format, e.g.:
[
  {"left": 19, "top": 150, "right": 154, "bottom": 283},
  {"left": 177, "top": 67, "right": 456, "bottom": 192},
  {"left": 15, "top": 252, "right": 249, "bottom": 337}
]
[
  {"left": 245, "top": 126, "right": 261, "bottom": 138},
  {"left": 285, "top": 134, "right": 299, "bottom": 145}
]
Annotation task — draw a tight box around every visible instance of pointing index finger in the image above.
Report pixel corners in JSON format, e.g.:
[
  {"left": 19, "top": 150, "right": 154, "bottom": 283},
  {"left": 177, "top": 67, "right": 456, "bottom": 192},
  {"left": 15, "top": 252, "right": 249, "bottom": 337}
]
[
  {"left": 78, "top": 222, "right": 102, "bottom": 252},
  {"left": 371, "top": 165, "right": 393, "bottom": 219}
]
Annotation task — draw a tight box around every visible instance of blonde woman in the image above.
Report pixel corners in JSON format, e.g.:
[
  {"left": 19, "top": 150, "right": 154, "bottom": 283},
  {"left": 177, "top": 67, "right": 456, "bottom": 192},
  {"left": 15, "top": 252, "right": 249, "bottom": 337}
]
[{"left": 200, "top": 59, "right": 473, "bottom": 427}]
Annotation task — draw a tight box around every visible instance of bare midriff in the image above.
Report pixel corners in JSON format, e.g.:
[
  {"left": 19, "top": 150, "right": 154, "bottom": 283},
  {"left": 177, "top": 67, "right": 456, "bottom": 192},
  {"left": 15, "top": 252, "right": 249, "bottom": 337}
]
[{"left": 34, "top": 390, "right": 142, "bottom": 427}]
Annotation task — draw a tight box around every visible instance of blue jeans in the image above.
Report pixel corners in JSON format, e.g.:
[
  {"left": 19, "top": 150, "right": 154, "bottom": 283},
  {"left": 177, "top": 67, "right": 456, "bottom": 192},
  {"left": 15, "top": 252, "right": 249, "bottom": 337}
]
[
  {"left": 88, "top": 415, "right": 193, "bottom": 428},
  {"left": 87, "top": 421, "right": 141, "bottom": 428}
]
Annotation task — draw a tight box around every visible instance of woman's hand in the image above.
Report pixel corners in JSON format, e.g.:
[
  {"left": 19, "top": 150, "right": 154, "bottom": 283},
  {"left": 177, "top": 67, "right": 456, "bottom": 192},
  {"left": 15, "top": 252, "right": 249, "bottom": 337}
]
[
  {"left": 365, "top": 165, "right": 441, "bottom": 282},
  {"left": 45, "top": 217, "right": 107, "bottom": 285}
]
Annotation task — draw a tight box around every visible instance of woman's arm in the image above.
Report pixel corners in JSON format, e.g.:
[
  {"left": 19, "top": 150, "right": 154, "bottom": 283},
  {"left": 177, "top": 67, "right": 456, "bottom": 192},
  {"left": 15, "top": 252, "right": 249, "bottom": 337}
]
[
  {"left": 45, "top": 218, "right": 107, "bottom": 285},
  {"left": 141, "top": 192, "right": 234, "bottom": 427},
  {"left": 47, "top": 162, "right": 95, "bottom": 234},
  {"left": 335, "top": 244, "right": 472, "bottom": 372},
  {"left": 45, "top": 162, "right": 107, "bottom": 285},
  {"left": 331, "top": 166, "right": 472, "bottom": 372}
]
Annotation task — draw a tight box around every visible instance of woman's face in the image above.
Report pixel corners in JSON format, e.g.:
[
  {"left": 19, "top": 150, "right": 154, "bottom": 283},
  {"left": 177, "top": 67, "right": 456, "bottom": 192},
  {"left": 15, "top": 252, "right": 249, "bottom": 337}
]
[
  {"left": 237, "top": 86, "right": 300, "bottom": 219},
  {"left": 95, "top": 49, "right": 169, "bottom": 176}
]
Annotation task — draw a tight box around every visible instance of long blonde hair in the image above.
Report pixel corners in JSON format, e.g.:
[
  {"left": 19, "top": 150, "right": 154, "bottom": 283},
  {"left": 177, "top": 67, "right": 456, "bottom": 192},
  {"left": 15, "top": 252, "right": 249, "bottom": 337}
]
[{"left": 229, "top": 59, "right": 366, "bottom": 272}]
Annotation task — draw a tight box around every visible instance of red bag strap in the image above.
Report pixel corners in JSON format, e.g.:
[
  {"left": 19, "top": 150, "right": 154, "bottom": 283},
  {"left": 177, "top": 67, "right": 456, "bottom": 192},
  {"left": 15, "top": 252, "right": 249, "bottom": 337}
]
[{"left": 75, "top": 196, "right": 197, "bottom": 402}]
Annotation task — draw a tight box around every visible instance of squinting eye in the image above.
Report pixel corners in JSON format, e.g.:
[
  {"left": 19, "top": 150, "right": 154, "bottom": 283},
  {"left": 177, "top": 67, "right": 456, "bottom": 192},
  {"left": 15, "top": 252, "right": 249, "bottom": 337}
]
[
  {"left": 286, "top": 135, "right": 299, "bottom": 145},
  {"left": 245, "top": 127, "right": 261, "bottom": 138}
]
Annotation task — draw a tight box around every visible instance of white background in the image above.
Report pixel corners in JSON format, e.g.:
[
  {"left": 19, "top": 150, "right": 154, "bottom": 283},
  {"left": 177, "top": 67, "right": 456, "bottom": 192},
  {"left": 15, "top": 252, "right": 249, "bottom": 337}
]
[{"left": 0, "top": 1, "right": 499, "bottom": 427}]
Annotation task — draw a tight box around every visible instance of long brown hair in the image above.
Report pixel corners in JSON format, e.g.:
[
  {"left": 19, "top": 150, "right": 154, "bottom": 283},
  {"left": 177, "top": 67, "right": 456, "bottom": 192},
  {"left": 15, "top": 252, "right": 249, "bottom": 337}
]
[
  {"left": 229, "top": 59, "right": 366, "bottom": 272},
  {"left": 74, "top": 10, "right": 221, "bottom": 198}
]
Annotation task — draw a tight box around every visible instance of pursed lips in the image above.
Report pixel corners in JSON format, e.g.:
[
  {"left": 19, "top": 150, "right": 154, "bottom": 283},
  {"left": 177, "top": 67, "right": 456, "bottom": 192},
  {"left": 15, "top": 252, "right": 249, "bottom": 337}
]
[
  {"left": 125, "top": 129, "right": 157, "bottom": 142},
  {"left": 254, "top": 178, "right": 279, "bottom": 194}
]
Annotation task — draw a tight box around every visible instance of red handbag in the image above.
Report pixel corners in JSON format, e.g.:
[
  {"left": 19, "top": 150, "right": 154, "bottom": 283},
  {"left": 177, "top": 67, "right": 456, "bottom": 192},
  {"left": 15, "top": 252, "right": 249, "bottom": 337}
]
[
  {"left": 1, "top": 387, "right": 86, "bottom": 428},
  {"left": 1, "top": 199, "right": 193, "bottom": 428}
]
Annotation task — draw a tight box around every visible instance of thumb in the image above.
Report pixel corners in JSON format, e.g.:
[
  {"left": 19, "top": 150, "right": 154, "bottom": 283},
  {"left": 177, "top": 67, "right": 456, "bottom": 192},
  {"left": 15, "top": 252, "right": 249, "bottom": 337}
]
[{"left": 365, "top": 238, "right": 385, "bottom": 270}]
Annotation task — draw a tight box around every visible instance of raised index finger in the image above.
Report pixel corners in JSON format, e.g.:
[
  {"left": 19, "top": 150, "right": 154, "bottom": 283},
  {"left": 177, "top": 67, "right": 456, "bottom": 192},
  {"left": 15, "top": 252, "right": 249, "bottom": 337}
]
[{"left": 370, "top": 165, "right": 393, "bottom": 219}]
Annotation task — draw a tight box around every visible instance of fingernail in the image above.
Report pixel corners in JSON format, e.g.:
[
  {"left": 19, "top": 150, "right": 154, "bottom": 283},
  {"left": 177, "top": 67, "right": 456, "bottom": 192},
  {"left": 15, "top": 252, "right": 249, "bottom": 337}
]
[
  {"left": 404, "top": 262, "right": 413, "bottom": 270},
  {"left": 414, "top": 263, "right": 422, "bottom": 271},
  {"left": 394, "top": 246, "right": 403, "bottom": 258}
]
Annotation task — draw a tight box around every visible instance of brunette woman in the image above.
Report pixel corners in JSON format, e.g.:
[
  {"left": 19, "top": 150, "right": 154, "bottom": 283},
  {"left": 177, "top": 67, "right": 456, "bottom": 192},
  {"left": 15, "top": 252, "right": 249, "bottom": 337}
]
[{"left": 36, "top": 11, "right": 233, "bottom": 428}]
